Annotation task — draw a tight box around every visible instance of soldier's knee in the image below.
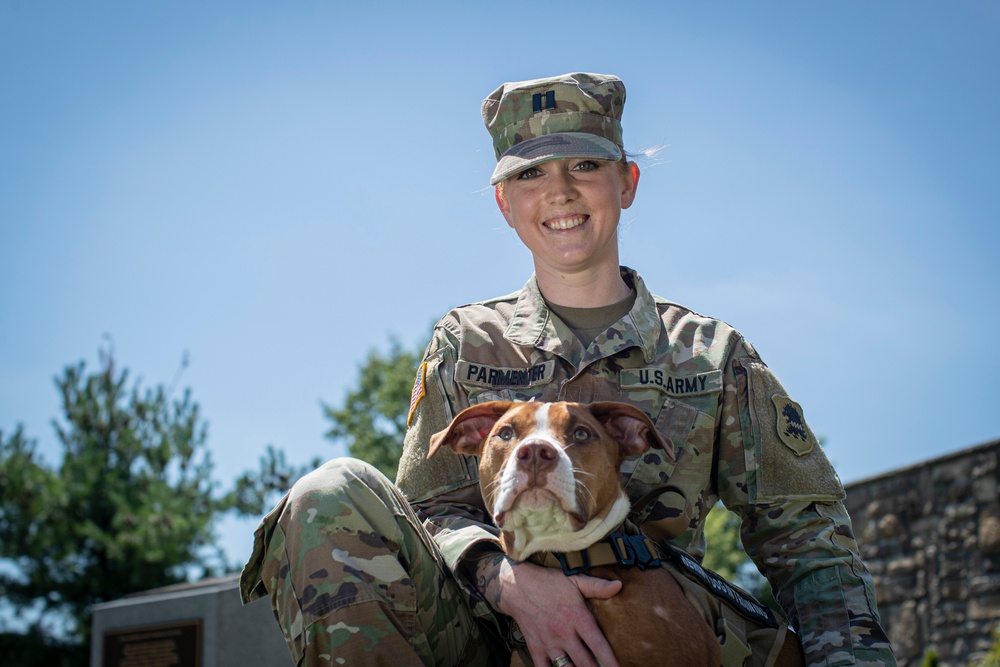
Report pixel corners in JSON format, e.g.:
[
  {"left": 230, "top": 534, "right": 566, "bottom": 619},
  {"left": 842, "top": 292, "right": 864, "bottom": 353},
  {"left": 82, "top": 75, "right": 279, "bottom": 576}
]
[{"left": 286, "top": 457, "right": 403, "bottom": 526}]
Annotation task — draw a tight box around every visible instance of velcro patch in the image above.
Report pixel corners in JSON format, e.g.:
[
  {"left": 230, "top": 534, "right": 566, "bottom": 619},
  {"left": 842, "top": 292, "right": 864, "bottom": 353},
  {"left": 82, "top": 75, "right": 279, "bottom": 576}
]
[
  {"left": 407, "top": 362, "right": 427, "bottom": 427},
  {"left": 455, "top": 360, "right": 555, "bottom": 389},
  {"left": 619, "top": 368, "right": 722, "bottom": 397},
  {"left": 740, "top": 359, "right": 844, "bottom": 502},
  {"left": 772, "top": 395, "right": 814, "bottom": 456}
]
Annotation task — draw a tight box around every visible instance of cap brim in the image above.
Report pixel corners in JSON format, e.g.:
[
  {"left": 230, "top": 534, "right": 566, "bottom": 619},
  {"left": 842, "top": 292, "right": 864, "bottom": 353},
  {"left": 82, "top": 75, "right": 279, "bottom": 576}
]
[{"left": 490, "top": 132, "right": 623, "bottom": 185}]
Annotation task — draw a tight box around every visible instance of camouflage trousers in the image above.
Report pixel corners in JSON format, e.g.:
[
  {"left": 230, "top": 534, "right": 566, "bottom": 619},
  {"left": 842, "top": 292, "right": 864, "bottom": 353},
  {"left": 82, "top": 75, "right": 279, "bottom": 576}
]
[{"left": 239, "top": 458, "right": 507, "bottom": 667}]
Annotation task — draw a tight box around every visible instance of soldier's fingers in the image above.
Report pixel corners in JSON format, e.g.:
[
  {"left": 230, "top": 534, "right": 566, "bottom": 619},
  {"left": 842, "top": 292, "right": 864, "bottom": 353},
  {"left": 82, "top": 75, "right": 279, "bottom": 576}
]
[
  {"left": 570, "top": 573, "right": 621, "bottom": 600},
  {"left": 574, "top": 618, "right": 619, "bottom": 667},
  {"left": 563, "top": 638, "right": 598, "bottom": 667},
  {"left": 528, "top": 645, "right": 549, "bottom": 667}
]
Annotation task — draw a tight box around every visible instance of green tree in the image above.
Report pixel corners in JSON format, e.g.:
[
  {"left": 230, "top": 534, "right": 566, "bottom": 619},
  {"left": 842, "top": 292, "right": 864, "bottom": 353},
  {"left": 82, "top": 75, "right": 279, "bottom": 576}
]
[
  {"left": 322, "top": 337, "right": 424, "bottom": 480},
  {"left": 702, "top": 502, "right": 748, "bottom": 582},
  {"left": 973, "top": 624, "right": 1000, "bottom": 667},
  {"left": 0, "top": 348, "right": 221, "bottom": 647},
  {"left": 0, "top": 345, "right": 310, "bottom": 660}
]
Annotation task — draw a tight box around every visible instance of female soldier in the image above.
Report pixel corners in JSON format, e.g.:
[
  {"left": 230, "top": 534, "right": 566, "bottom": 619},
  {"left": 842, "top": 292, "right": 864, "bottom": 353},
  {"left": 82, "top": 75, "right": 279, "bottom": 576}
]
[{"left": 241, "top": 72, "right": 896, "bottom": 667}]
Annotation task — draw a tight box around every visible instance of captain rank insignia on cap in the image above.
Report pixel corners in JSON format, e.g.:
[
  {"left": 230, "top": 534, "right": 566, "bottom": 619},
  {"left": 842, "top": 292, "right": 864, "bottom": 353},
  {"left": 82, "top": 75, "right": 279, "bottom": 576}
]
[
  {"left": 532, "top": 90, "right": 556, "bottom": 112},
  {"left": 771, "top": 395, "right": 814, "bottom": 456}
]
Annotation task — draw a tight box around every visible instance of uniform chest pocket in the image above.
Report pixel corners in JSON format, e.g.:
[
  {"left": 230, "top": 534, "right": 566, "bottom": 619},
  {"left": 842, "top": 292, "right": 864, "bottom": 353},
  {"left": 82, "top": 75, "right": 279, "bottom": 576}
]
[
  {"left": 456, "top": 360, "right": 557, "bottom": 405},
  {"left": 619, "top": 368, "right": 722, "bottom": 450},
  {"left": 656, "top": 396, "right": 699, "bottom": 443},
  {"left": 610, "top": 389, "right": 700, "bottom": 449}
]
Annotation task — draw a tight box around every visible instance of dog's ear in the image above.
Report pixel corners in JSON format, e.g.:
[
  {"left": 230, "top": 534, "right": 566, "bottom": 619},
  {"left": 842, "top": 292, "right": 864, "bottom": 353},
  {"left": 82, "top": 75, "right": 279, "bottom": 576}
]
[
  {"left": 588, "top": 402, "right": 675, "bottom": 460},
  {"left": 428, "top": 401, "right": 515, "bottom": 458}
]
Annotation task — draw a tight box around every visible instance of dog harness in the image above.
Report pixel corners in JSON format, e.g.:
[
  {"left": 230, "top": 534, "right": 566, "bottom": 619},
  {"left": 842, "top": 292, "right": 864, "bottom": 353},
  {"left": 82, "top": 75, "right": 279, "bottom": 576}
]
[
  {"left": 530, "top": 530, "right": 776, "bottom": 626},
  {"left": 529, "top": 528, "right": 799, "bottom": 667},
  {"left": 530, "top": 531, "right": 662, "bottom": 576}
]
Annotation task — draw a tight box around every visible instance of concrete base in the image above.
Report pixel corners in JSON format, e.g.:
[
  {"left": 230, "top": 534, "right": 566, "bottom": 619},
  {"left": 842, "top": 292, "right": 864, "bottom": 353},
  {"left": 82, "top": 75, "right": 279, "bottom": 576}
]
[{"left": 90, "top": 575, "right": 292, "bottom": 667}]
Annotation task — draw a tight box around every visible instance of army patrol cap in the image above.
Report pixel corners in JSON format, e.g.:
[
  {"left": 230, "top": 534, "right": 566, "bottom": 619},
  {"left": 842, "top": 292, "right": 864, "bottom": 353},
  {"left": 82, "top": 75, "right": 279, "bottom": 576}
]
[{"left": 483, "top": 72, "right": 626, "bottom": 185}]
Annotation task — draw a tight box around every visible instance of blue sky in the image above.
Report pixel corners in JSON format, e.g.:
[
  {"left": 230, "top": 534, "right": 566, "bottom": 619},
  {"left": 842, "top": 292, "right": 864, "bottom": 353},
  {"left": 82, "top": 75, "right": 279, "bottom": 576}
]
[{"left": 2, "top": 2, "right": 998, "bottom": 573}]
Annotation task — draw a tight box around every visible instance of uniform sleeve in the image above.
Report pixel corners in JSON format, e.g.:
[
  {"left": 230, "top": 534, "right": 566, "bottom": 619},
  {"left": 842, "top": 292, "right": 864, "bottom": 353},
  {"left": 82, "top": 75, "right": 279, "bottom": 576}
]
[
  {"left": 716, "top": 340, "right": 897, "bottom": 666},
  {"left": 394, "top": 323, "right": 504, "bottom": 575}
]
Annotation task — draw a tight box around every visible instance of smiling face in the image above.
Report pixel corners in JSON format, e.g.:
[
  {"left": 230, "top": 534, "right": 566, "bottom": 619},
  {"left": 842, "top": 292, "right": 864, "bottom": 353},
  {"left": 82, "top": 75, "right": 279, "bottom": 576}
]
[{"left": 496, "top": 158, "right": 640, "bottom": 281}]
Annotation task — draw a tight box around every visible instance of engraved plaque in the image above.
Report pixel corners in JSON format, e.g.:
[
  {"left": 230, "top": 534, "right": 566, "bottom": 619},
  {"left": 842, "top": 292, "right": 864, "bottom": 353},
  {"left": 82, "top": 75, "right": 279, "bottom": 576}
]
[{"left": 103, "top": 620, "right": 201, "bottom": 667}]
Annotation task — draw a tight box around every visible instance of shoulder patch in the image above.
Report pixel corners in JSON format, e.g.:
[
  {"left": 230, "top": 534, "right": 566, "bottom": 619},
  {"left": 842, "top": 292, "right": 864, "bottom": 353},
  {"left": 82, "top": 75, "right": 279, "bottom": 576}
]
[
  {"left": 407, "top": 361, "right": 427, "bottom": 427},
  {"left": 738, "top": 358, "right": 844, "bottom": 502},
  {"left": 772, "top": 395, "right": 813, "bottom": 456}
]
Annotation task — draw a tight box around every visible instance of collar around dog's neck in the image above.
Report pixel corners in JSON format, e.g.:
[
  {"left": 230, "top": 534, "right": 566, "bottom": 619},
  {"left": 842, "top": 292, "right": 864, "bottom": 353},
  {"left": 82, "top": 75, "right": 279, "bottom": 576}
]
[{"left": 529, "top": 526, "right": 662, "bottom": 576}]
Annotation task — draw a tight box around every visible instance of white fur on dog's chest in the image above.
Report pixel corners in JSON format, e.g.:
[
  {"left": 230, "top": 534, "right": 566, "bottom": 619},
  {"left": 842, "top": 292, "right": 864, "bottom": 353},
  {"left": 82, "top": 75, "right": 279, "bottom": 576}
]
[
  {"left": 509, "top": 494, "right": 631, "bottom": 559},
  {"left": 494, "top": 404, "right": 631, "bottom": 559}
]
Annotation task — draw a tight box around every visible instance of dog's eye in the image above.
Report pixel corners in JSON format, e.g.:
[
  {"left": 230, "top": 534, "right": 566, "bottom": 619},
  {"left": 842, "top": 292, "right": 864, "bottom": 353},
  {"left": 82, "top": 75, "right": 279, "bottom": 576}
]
[
  {"left": 496, "top": 426, "right": 514, "bottom": 441},
  {"left": 572, "top": 427, "right": 591, "bottom": 442}
]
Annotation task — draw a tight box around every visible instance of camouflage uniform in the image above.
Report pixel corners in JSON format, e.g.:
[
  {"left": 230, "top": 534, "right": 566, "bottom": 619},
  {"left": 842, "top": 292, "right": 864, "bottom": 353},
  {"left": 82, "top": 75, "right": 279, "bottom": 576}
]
[
  {"left": 240, "top": 457, "right": 505, "bottom": 666},
  {"left": 392, "top": 268, "right": 896, "bottom": 666}
]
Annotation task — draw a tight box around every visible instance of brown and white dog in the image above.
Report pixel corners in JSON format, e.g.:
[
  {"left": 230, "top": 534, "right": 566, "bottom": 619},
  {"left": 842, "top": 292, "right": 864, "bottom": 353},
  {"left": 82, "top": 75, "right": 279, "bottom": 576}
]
[{"left": 428, "top": 400, "right": 723, "bottom": 666}]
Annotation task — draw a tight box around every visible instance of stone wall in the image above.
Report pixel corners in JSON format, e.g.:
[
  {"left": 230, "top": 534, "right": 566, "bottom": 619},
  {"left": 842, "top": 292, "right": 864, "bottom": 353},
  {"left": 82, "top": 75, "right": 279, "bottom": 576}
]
[{"left": 844, "top": 438, "right": 1000, "bottom": 666}]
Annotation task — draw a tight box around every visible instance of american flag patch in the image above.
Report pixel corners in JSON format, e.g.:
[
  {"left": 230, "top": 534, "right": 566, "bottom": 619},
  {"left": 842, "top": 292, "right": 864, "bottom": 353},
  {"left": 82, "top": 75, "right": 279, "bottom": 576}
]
[{"left": 407, "top": 361, "right": 427, "bottom": 427}]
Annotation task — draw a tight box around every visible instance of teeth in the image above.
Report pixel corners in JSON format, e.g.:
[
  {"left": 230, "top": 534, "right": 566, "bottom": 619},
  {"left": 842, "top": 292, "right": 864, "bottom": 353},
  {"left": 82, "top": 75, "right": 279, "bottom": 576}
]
[{"left": 546, "top": 216, "right": 586, "bottom": 230}]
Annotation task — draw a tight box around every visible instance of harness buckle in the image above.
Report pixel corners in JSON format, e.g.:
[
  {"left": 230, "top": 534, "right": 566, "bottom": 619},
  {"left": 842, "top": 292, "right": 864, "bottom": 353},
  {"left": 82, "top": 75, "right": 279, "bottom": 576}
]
[
  {"left": 555, "top": 550, "right": 591, "bottom": 576},
  {"left": 630, "top": 536, "right": 661, "bottom": 571},
  {"left": 608, "top": 533, "right": 635, "bottom": 567},
  {"left": 609, "top": 532, "right": 661, "bottom": 571}
]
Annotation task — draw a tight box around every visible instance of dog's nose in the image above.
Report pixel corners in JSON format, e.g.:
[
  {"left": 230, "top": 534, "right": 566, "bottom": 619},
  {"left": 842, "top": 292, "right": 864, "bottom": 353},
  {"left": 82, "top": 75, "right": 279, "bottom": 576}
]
[{"left": 515, "top": 441, "right": 558, "bottom": 470}]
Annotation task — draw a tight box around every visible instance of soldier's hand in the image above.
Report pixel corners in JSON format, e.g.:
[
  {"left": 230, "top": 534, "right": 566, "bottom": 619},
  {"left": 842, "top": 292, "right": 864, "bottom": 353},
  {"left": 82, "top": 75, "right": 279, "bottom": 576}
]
[{"left": 476, "top": 555, "right": 621, "bottom": 667}]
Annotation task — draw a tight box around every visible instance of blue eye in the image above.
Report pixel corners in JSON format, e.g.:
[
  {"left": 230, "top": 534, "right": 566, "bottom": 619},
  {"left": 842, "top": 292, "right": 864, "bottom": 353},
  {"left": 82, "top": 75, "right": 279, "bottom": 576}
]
[
  {"left": 496, "top": 426, "right": 514, "bottom": 441},
  {"left": 572, "top": 427, "right": 591, "bottom": 442}
]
